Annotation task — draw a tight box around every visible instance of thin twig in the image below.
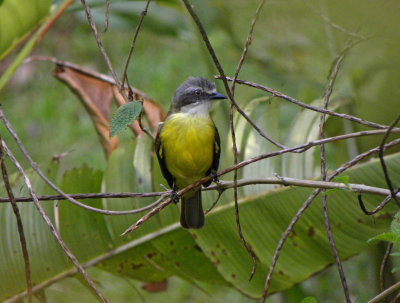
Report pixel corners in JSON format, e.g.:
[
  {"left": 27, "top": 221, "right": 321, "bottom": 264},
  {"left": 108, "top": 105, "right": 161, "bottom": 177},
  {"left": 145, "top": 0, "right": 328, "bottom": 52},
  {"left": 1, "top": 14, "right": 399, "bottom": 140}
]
[
  {"left": 379, "top": 112, "right": 400, "bottom": 206},
  {"left": 103, "top": 0, "right": 110, "bottom": 32},
  {"left": 380, "top": 243, "right": 394, "bottom": 295},
  {"left": 121, "top": 0, "right": 151, "bottom": 86},
  {"left": 137, "top": 99, "right": 155, "bottom": 140},
  {"left": 123, "top": 137, "right": 400, "bottom": 235},
  {"left": 358, "top": 194, "right": 393, "bottom": 215},
  {"left": 80, "top": 0, "right": 121, "bottom": 88},
  {"left": 181, "top": 0, "right": 286, "bottom": 150},
  {"left": 123, "top": 136, "right": 400, "bottom": 236},
  {"left": 307, "top": 3, "right": 367, "bottom": 40},
  {"left": 0, "top": 191, "right": 167, "bottom": 203},
  {"left": 1, "top": 141, "right": 109, "bottom": 303},
  {"left": 25, "top": 56, "right": 152, "bottom": 99},
  {"left": 80, "top": 0, "right": 135, "bottom": 111},
  {"left": 1, "top": 176, "right": 399, "bottom": 204},
  {"left": 260, "top": 188, "right": 321, "bottom": 302},
  {"left": 231, "top": 0, "right": 266, "bottom": 95},
  {"left": 0, "top": 108, "right": 165, "bottom": 215},
  {"left": 5, "top": 223, "right": 180, "bottom": 303},
  {"left": 368, "top": 280, "right": 400, "bottom": 303},
  {"left": 218, "top": 77, "right": 395, "bottom": 131},
  {"left": 0, "top": 139, "right": 32, "bottom": 303},
  {"left": 80, "top": 0, "right": 155, "bottom": 139},
  {"left": 229, "top": 100, "right": 257, "bottom": 280},
  {"left": 260, "top": 138, "right": 400, "bottom": 302},
  {"left": 318, "top": 39, "right": 353, "bottom": 303}
]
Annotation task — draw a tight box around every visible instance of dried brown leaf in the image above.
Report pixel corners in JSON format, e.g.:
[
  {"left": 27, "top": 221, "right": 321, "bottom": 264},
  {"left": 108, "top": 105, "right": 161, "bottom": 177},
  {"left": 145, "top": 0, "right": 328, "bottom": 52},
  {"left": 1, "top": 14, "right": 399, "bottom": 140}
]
[{"left": 47, "top": 57, "right": 166, "bottom": 157}]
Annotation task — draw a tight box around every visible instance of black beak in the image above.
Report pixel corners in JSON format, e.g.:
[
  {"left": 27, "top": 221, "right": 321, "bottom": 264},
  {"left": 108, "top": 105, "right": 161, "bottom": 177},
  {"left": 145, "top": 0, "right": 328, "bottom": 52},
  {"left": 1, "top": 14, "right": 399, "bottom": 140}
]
[{"left": 210, "top": 92, "right": 227, "bottom": 100}]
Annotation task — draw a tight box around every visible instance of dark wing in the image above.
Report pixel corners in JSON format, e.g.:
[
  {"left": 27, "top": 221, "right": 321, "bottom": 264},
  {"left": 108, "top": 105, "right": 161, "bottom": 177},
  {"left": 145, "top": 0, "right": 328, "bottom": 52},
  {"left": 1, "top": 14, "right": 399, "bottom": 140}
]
[
  {"left": 155, "top": 123, "right": 175, "bottom": 189},
  {"left": 204, "top": 124, "right": 221, "bottom": 187}
]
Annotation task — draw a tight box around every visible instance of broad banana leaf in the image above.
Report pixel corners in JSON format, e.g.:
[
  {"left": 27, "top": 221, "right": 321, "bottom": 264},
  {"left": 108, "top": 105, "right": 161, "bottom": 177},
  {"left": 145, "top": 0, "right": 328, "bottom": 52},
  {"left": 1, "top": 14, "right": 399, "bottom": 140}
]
[{"left": 1, "top": 144, "right": 399, "bottom": 301}]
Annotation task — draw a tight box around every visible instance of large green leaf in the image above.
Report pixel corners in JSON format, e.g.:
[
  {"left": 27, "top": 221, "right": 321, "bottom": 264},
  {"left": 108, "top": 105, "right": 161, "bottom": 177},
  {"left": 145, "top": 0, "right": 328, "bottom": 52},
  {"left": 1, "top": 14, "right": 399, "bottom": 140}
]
[
  {"left": 0, "top": 160, "right": 68, "bottom": 300},
  {"left": 1, "top": 149, "right": 399, "bottom": 301},
  {"left": 0, "top": 0, "right": 51, "bottom": 60}
]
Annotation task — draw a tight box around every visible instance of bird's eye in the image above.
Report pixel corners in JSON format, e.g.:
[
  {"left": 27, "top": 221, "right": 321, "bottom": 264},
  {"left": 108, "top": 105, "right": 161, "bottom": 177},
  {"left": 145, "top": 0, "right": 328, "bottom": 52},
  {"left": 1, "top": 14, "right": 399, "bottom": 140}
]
[{"left": 194, "top": 89, "right": 201, "bottom": 95}]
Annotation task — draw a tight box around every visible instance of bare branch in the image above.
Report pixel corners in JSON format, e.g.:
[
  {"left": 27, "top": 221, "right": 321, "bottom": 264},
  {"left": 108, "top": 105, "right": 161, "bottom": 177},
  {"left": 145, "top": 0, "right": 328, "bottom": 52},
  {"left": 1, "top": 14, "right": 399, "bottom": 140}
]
[
  {"left": 307, "top": 4, "right": 367, "bottom": 40},
  {"left": 1, "top": 176, "right": 398, "bottom": 204},
  {"left": 218, "top": 76, "right": 396, "bottom": 131},
  {"left": 0, "top": 139, "right": 32, "bottom": 303},
  {"left": 80, "top": 0, "right": 122, "bottom": 89},
  {"left": 367, "top": 280, "right": 400, "bottom": 303},
  {"left": 231, "top": 0, "right": 266, "bottom": 95},
  {"left": 5, "top": 223, "right": 180, "bottom": 303},
  {"left": 380, "top": 243, "right": 394, "bottom": 294},
  {"left": 260, "top": 137, "right": 400, "bottom": 302},
  {"left": 358, "top": 194, "right": 393, "bottom": 215},
  {"left": 181, "top": 0, "right": 286, "bottom": 150},
  {"left": 80, "top": 0, "right": 155, "bottom": 141},
  {"left": 121, "top": 0, "right": 151, "bottom": 86},
  {"left": 103, "top": 0, "right": 110, "bottom": 32},
  {"left": 318, "top": 38, "right": 353, "bottom": 303},
  {"left": 123, "top": 137, "right": 400, "bottom": 236},
  {"left": 1, "top": 141, "right": 109, "bottom": 303},
  {"left": 379, "top": 112, "right": 400, "bottom": 205},
  {"left": 0, "top": 108, "right": 164, "bottom": 215},
  {"left": 227, "top": 0, "right": 267, "bottom": 281}
]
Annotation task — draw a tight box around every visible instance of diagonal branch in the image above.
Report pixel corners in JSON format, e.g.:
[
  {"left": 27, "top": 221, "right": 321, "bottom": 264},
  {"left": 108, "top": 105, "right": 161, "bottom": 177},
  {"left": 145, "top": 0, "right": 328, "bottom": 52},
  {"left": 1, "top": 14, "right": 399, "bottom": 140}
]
[
  {"left": 1, "top": 141, "right": 109, "bottom": 303},
  {"left": 260, "top": 137, "right": 400, "bottom": 302},
  {"left": 0, "top": 108, "right": 165, "bottom": 215},
  {"left": 219, "top": 77, "right": 395, "bottom": 131},
  {"left": 318, "top": 38, "right": 353, "bottom": 303},
  {"left": 181, "top": 0, "right": 286, "bottom": 150},
  {"left": 0, "top": 138, "right": 32, "bottom": 303},
  {"left": 378, "top": 112, "right": 400, "bottom": 206},
  {"left": 121, "top": 0, "right": 151, "bottom": 86}
]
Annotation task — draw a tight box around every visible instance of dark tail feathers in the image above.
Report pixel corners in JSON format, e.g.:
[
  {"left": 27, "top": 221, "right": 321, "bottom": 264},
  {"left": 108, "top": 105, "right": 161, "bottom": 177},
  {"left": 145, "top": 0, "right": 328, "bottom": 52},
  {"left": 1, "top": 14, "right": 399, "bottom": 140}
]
[{"left": 180, "top": 189, "right": 204, "bottom": 229}]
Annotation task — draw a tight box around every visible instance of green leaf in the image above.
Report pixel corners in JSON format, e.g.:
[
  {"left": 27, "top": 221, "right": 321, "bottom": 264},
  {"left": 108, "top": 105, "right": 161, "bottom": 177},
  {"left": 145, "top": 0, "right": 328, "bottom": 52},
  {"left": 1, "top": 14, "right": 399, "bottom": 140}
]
[
  {"left": 300, "top": 297, "right": 318, "bottom": 303},
  {"left": 367, "top": 232, "right": 399, "bottom": 244},
  {"left": 2, "top": 151, "right": 400, "bottom": 300},
  {"left": 324, "top": 176, "right": 351, "bottom": 195},
  {"left": 109, "top": 101, "right": 142, "bottom": 138},
  {"left": 333, "top": 175, "right": 350, "bottom": 187},
  {"left": 0, "top": 0, "right": 51, "bottom": 60}
]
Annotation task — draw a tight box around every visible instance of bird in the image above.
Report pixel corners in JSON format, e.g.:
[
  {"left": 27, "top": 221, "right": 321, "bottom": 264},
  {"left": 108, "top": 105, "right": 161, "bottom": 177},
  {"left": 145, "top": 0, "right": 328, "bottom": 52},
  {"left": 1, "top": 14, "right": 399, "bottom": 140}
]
[{"left": 155, "top": 77, "right": 227, "bottom": 229}]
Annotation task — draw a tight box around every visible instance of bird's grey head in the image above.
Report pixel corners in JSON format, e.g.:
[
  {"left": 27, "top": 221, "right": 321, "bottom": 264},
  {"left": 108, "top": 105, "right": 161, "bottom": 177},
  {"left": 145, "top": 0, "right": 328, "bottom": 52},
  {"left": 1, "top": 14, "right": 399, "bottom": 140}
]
[{"left": 170, "top": 77, "right": 226, "bottom": 114}]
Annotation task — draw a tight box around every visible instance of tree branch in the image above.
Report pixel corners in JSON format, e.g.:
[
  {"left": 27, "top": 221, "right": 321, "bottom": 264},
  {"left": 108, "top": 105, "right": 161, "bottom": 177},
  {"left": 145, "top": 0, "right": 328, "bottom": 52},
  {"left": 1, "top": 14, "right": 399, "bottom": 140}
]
[
  {"left": 1, "top": 141, "right": 109, "bottom": 303},
  {"left": 2, "top": 177, "right": 399, "bottom": 204},
  {"left": 218, "top": 76, "right": 396, "bottom": 131},
  {"left": 260, "top": 137, "right": 400, "bottom": 302},
  {"left": 0, "top": 138, "right": 32, "bottom": 303}
]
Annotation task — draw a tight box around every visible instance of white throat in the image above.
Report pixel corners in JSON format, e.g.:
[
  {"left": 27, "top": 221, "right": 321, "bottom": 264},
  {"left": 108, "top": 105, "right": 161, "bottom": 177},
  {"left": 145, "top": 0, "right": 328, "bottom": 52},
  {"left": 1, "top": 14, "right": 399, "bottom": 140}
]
[{"left": 180, "top": 101, "right": 211, "bottom": 117}]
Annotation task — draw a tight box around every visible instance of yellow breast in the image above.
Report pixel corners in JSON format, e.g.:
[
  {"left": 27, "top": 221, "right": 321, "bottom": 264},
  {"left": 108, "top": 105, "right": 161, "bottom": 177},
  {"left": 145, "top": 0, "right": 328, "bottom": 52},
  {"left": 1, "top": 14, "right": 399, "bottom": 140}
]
[{"left": 160, "top": 113, "right": 215, "bottom": 188}]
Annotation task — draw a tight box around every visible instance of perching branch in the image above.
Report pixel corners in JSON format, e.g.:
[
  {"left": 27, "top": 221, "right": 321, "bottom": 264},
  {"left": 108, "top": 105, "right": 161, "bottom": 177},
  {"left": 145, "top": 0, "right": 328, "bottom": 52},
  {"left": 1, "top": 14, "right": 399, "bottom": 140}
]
[{"left": 2, "top": 176, "right": 398, "bottom": 204}]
